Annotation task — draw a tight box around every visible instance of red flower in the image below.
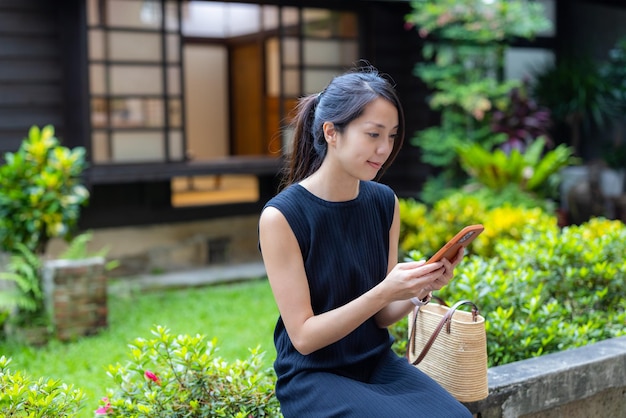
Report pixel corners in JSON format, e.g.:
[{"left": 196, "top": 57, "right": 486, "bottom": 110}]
[
  {"left": 144, "top": 370, "right": 160, "bottom": 384},
  {"left": 95, "top": 397, "right": 111, "bottom": 415}
]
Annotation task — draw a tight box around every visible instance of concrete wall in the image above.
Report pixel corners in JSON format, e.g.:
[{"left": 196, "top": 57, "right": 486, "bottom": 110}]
[
  {"left": 465, "top": 336, "right": 626, "bottom": 418},
  {"left": 46, "top": 215, "right": 262, "bottom": 277}
]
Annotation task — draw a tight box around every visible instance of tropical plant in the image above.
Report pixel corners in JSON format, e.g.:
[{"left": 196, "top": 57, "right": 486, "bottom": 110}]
[
  {"left": 0, "top": 356, "right": 87, "bottom": 416},
  {"left": 601, "top": 36, "right": 626, "bottom": 115},
  {"left": 532, "top": 55, "right": 613, "bottom": 156},
  {"left": 404, "top": 0, "right": 551, "bottom": 201},
  {"left": 95, "top": 325, "right": 280, "bottom": 417},
  {"left": 57, "top": 230, "right": 120, "bottom": 272},
  {"left": 0, "top": 243, "right": 47, "bottom": 328},
  {"left": 491, "top": 80, "right": 552, "bottom": 153},
  {"left": 456, "top": 137, "right": 578, "bottom": 200},
  {"left": 0, "top": 125, "right": 89, "bottom": 255}
]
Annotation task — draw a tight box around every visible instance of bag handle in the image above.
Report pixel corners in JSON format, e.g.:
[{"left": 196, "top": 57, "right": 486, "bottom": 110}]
[{"left": 406, "top": 299, "right": 480, "bottom": 366}]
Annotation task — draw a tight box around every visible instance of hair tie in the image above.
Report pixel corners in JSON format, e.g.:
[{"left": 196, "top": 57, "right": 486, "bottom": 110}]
[{"left": 313, "top": 91, "right": 323, "bottom": 112}]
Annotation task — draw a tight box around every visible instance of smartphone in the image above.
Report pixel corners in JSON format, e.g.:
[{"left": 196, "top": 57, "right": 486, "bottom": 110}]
[{"left": 426, "top": 224, "right": 484, "bottom": 264}]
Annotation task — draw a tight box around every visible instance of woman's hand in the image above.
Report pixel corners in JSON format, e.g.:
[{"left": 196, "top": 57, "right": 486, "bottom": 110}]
[
  {"left": 374, "top": 246, "right": 465, "bottom": 328},
  {"left": 380, "top": 246, "right": 464, "bottom": 301},
  {"left": 380, "top": 260, "right": 444, "bottom": 301},
  {"left": 425, "top": 246, "right": 464, "bottom": 293}
]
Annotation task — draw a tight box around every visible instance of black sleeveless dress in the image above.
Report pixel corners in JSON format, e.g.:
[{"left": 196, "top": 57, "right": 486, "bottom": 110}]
[{"left": 262, "top": 181, "right": 472, "bottom": 418}]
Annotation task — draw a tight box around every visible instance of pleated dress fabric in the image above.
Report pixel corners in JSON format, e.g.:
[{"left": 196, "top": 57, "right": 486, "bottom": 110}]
[{"left": 262, "top": 181, "right": 472, "bottom": 418}]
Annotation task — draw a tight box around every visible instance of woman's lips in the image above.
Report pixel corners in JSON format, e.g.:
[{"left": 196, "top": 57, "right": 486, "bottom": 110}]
[{"left": 368, "top": 161, "right": 383, "bottom": 170}]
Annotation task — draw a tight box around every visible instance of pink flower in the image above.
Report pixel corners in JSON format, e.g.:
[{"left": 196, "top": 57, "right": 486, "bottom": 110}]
[
  {"left": 404, "top": 21, "right": 414, "bottom": 31},
  {"left": 95, "top": 397, "right": 111, "bottom": 415},
  {"left": 144, "top": 370, "right": 160, "bottom": 384}
]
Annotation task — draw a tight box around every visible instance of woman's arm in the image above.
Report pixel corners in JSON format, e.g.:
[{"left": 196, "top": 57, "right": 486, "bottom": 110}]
[
  {"left": 259, "top": 205, "right": 446, "bottom": 355},
  {"left": 373, "top": 196, "right": 465, "bottom": 328},
  {"left": 373, "top": 196, "right": 421, "bottom": 327}
]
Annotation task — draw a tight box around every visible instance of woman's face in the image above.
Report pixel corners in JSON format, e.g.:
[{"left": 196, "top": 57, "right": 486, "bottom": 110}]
[{"left": 328, "top": 97, "right": 399, "bottom": 181}]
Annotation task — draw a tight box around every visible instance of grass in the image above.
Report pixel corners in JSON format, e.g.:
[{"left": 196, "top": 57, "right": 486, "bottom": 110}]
[{"left": 0, "top": 278, "right": 279, "bottom": 417}]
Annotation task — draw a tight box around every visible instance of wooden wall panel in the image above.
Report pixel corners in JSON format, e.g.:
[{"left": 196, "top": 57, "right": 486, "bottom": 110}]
[
  {"left": 0, "top": 36, "right": 61, "bottom": 58},
  {"left": 0, "top": 61, "right": 62, "bottom": 82},
  {"left": 0, "top": 84, "right": 62, "bottom": 106},
  {"left": 0, "top": 0, "right": 63, "bottom": 156},
  {"left": 0, "top": 107, "right": 64, "bottom": 129},
  {"left": 0, "top": 11, "right": 56, "bottom": 34}
]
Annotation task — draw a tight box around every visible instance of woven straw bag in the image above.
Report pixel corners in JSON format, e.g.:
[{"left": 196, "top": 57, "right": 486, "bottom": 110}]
[{"left": 406, "top": 300, "right": 488, "bottom": 403}]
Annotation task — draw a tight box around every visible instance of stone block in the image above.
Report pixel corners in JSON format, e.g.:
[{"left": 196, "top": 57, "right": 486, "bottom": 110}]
[{"left": 42, "top": 257, "right": 108, "bottom": 341}]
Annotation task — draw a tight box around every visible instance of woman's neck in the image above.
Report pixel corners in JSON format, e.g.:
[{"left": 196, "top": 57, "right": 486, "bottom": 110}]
[{"left": 300, "top": 168, "right": 360, "bottom": 202}]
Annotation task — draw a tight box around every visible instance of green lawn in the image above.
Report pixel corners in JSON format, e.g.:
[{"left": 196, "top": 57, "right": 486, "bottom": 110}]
[{"left": 0, "top": 278, "right": 279, "bottom": 417}]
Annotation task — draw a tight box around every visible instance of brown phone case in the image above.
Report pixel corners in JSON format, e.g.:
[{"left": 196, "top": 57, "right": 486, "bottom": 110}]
[{"left": 426, "top": 224, "right": 485, "bottom": 264}]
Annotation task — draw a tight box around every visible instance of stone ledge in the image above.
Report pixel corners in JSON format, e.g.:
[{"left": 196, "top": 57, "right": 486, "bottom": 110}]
[
  {"left": 109, "top": 262, "right": 267, "bottom": 293},
  {"left": 465, "top": 336, "right": 626, "bottom": 417}
]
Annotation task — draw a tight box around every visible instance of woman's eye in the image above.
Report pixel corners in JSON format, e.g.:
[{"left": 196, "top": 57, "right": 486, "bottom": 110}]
[{"left": 368, "top": 132, "right": 379, "bottom": 138}]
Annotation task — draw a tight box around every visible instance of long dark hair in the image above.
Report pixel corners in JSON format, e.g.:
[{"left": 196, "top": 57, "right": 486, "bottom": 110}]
[{"left": 281, "top": 65, "right": 405, "bottom": 188}]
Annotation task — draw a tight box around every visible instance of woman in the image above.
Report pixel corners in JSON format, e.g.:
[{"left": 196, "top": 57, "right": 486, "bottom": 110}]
[{"left": 258, "top": 66, "right": 472, "bottom": 417}]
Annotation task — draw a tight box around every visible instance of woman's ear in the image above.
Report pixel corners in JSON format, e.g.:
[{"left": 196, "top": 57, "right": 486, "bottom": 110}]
[{"left": 323, "top": 122, "right": 337, "bottom": 145}]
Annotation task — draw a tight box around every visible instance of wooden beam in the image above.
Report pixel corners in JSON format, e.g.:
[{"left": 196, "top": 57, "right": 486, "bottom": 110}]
[{"left": 85, "top": 156, "right": 284, "bottom": 184}]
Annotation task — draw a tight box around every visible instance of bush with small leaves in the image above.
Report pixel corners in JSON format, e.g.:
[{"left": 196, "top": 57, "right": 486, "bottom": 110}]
[
  {"left": 399, "top": 193, "right": 557, "bottom": 259},
  {"left": 0, "top": 356, "right": 86, "bottom": 417},
  {"left": 392, "top": 217, "right": 626, "bottom": 367},
  {"left": 95, "top": 325, "right": 281, "bottom": 417}
]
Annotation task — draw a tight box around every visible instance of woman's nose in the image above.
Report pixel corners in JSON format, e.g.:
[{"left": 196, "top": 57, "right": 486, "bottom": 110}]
[{"left": 378, "top": 139, "right": 393, "bottom": 155}]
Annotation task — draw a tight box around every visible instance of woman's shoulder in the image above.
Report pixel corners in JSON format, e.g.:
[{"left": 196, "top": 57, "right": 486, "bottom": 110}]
[
  {"left": 361, "top": 181, "right": 396, "bottom": 202},
  {"left": 263, "top": 184, "right": 302, "bottom": 209},
  {"left": 259, "top": 185, "right": 302, "bottom": 236}
]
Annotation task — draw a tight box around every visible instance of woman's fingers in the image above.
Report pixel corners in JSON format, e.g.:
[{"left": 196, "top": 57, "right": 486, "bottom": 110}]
[
  {"left": 433, "top": 247, "right": 465, "bottom": 288},
  {"left": 399, "top": 259, "right": 427, "bottom": 269},
  {"left": 450, "top": 246, "right": 465, "bottom": 266},
  {"left": 393, "top": 247, "right": 466, "bottom": 297}
]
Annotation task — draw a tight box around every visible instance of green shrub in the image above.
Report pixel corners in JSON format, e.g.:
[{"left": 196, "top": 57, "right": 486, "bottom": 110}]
[
  {"left": 95, "top": 325, "right": 280, "bottom": 417},
  {"left": 399, "top": 192, "right": 557, "bottom": 259},
  {"left": 0, "top": 355, "right": 86, "bottom": 416},
  {"left": 399, "top": 193, "right": 485, "bottom": 257},
  {"left": 0, "top": 125, "right": 88, "bottom": 255},
  {"left": 392, "top": 217, "right": 626, "bottom": 367},
  {"left": 404, "top": 0, "right": 551, "bottom": 199}
]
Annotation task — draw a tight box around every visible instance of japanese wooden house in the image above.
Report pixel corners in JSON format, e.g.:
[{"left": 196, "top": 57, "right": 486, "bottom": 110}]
[{"left": 0, "top": 0, "right": 623, "bottom": 272}]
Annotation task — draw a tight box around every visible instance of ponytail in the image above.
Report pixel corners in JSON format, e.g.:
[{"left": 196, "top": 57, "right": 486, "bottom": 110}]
[{"left": 281, "top": 94, "right": 325, "bottom": 189}]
